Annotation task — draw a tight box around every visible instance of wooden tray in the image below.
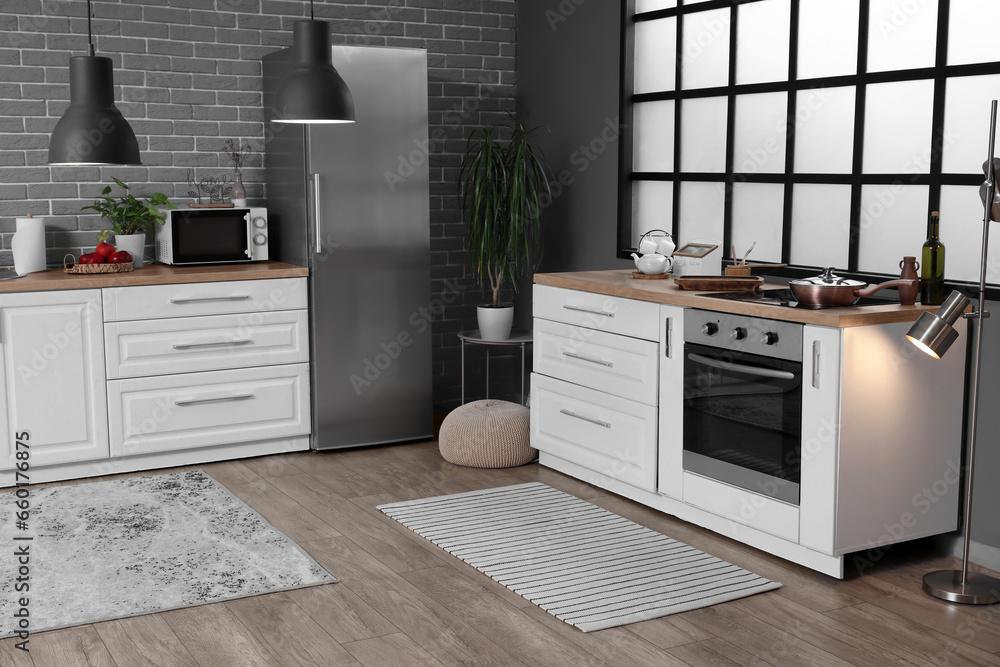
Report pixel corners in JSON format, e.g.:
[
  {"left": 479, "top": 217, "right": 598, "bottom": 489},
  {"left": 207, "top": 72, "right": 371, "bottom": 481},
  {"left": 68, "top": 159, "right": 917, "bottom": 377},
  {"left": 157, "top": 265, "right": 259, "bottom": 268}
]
[
  {"left": 673, "top": 275, "right": 763, "bottom": 291},
  {"left": 63, "top": 254, "right": 134, "bottom": 274},
  {"left": 631, "top": 271, "right": 671, "bottom": 280}
]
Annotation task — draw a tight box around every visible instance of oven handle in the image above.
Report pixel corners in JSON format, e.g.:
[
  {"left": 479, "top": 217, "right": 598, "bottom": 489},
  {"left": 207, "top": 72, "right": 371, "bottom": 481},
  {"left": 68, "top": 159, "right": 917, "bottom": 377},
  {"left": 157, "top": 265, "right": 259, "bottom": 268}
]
[{"left": 687, "top": 352, "right": 795, "bottom": 380}]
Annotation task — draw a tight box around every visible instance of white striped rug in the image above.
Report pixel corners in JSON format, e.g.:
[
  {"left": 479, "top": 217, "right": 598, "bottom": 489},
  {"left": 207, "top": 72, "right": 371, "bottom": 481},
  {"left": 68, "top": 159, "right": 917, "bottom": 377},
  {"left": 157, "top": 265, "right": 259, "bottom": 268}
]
[{"left": 378, "top": 482, "right": 781, "bottom": 632}]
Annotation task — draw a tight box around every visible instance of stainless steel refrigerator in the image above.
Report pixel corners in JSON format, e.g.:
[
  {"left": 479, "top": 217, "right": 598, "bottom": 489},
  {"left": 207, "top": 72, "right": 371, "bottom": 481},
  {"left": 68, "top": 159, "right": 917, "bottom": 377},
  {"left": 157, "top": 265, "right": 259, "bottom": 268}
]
[{"left": 263, "top": 45, "right": 433, "bottom": 449}]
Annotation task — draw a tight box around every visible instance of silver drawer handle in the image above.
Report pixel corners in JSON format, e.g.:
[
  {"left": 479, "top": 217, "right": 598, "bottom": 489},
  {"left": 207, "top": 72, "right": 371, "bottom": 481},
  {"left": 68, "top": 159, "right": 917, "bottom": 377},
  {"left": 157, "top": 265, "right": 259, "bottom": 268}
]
[
  {"left": 174, "top": 393, "right": 255, "bottom": 407},
  {"left": 562, "top": 304, "right": 614, "bottom": 318},
  {"left": 561, "top": 351, "right": 613, "bottom": 368},
  {"left": 173, "top": 339, "right": 254, "bottom": 350},
  {"left": 170, "top": 295, "right": 252, "bottom": 304},
  {"left": 560, "top": 409, "right": 611, "bottom": 429}
]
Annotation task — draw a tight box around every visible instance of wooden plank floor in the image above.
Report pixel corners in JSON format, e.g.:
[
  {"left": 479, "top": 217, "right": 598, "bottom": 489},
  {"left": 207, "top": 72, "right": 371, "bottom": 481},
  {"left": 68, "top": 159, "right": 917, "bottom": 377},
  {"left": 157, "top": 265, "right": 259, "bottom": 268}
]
[{"left": 4, "top": 440, "right": 1000, "bottom": 667}]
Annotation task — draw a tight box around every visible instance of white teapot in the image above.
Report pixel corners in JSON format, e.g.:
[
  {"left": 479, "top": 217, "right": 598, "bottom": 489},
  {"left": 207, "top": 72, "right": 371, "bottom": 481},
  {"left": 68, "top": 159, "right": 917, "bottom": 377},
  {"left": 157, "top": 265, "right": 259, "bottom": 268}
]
[
  {"left": 631, "top": 252, "right": 671, "bottom": 275},
  {"left": 637, "top": 229, "right": 676, "bottom": 256}
]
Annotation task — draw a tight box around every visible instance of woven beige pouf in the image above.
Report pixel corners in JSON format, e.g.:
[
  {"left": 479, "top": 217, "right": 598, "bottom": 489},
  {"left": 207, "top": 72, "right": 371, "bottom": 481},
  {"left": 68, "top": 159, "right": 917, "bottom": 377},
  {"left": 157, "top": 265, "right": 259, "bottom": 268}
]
[{"left": 439, "top": 400, "right": 536, "bottom": 468}]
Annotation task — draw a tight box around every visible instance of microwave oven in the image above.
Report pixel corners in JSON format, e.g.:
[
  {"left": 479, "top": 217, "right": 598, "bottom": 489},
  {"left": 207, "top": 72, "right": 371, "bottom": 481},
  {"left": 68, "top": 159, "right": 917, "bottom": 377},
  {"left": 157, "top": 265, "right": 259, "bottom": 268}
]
[{"left": 155, "top": 207, "right": 268, "bottom": 265}]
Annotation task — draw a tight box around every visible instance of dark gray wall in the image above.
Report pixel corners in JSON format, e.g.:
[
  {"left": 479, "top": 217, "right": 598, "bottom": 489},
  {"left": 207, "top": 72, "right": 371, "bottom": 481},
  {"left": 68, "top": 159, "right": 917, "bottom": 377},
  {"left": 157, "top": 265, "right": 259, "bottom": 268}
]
[{"left": 514, "top": 0, "right": 630, "bottom": 330}]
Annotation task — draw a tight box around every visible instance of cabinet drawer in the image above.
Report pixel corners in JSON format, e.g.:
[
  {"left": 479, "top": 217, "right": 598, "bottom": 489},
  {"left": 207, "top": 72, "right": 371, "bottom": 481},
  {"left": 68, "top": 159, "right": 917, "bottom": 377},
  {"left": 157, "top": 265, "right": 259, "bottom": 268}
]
[
  {"left": 683, "top": 471, "right": 800, "bottom": 543},
  {"left": 533, "top": 284, "right": 659, "bottom": 341},
  {"left": 103, "top": 278, "right": 308, "bottom": 322},
  {"left": 107, "top": 364, "right": 310, "bottom": 456},
  {"left": 534, "top": 318, "right": 658, "bottom": 405},
  {"left": 105, "top": 310, "right": 309, "bottom": 379},
  {"left": 530, "top": 373, "right": 656, "bottom": 492}
]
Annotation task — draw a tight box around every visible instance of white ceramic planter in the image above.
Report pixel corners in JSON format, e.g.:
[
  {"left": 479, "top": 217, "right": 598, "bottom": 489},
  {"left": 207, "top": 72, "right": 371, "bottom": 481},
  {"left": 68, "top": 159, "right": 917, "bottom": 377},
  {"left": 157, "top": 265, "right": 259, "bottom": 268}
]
[
  {"left": 114, "top": 233, "right": 146, "bottom": 268},
  {"left": 477, "top": 304, "right": 514, "bottom": 341}
]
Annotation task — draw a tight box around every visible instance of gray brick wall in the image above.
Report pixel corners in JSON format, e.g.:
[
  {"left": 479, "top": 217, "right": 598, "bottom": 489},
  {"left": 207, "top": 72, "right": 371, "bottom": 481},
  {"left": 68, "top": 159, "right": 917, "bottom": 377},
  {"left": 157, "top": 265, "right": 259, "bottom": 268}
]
[{"left": 0, "top": 0, "right": 519, "bottom": 411}]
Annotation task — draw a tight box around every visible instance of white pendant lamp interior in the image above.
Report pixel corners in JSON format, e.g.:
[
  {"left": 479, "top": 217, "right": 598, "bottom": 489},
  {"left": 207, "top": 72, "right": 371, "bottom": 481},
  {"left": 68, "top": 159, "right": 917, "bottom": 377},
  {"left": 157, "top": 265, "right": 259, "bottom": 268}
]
[
  {"left": 48, "top": 0, "right": 140, "bottom": 166},
  {"left": 272, "top": 0, "right": 355, "bottom": 124}
]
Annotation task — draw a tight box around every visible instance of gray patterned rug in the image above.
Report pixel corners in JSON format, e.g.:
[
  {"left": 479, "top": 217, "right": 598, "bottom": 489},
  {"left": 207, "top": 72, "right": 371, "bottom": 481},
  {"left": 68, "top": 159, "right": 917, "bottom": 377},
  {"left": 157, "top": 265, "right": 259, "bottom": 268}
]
[{"left": 0, "top": 470, "right": 336, "bottom": 638}]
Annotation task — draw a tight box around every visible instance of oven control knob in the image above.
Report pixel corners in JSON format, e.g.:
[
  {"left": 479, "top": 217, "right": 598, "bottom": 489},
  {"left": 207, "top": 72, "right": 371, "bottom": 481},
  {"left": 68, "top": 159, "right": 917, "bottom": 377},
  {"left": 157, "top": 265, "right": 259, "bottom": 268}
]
[
  {"left": 761, "top": 331, "right": 779, "bottom": 346},
  {"left": 253, "top": 233, "right": 267, "bottom": 246},
  {"left": 730, "top": 327, "right": 747, "bottom": 341},
  {"left": 701, "top": 322, "right": 718, "bottom": 336},
  {"left": 252, "top": 216, "right": 266, "bottom": 229}
]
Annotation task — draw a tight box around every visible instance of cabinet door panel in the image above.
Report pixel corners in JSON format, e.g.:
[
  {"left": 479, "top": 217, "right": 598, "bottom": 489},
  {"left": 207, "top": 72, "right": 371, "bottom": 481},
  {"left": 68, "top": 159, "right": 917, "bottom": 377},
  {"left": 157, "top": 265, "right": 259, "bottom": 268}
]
[
  {"left": 530, "top": 373, "right": 657, "bottom": 492},
  {"left": 799, "top": 325, "right": 842, "bottom": 555},
  {"left": 107, "top": 364, "right": 309, "bottom": 456},
  {"left": 0, "top": 290, "right": 108, "bottom": 469},
  {"left": 657, "top": 304, "right": 684, "bottom": 499},
  {"left": 105, "top": 310, "right": 309, "bottom": 379}
]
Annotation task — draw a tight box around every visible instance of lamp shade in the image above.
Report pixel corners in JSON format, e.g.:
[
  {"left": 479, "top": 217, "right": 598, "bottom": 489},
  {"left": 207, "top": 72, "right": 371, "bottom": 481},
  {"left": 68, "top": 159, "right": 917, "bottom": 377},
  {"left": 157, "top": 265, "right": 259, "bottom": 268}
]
[
  {"left": 905, "top": 290, "right": 970, "bottom": 359},
  {"left": 48, "top": 55, "right": 141, "bottom": 166},
  {"left": 273, "top": 20, "right": 355, "bottom": 124}
]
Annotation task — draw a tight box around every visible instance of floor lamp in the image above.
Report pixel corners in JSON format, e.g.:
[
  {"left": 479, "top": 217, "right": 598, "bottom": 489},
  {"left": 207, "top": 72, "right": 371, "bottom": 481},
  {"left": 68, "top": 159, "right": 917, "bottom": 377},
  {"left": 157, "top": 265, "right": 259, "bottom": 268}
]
[{"left": 905, "top": 99, "right": 1000, "bottom": 604}]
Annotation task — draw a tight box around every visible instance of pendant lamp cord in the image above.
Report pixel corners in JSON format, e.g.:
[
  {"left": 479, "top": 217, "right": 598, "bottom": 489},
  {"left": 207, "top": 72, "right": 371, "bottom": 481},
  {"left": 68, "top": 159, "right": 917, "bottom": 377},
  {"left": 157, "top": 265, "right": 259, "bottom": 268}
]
[
  {"left": 310, "top": 0, "right": 315, "bottom": 20},
  {"left": 86, "top": 0, "right": 95, "bottom": 56}
]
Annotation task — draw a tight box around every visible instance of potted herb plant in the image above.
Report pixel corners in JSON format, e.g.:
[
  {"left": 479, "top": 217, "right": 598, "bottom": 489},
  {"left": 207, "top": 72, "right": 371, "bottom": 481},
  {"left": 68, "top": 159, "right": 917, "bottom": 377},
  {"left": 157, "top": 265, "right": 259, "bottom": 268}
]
[
  {"left": 83, "top": 177, "right": 175, "bottom": 268},
  {"left": 460, "top": 116, "right": 551, "bottom": 340}
]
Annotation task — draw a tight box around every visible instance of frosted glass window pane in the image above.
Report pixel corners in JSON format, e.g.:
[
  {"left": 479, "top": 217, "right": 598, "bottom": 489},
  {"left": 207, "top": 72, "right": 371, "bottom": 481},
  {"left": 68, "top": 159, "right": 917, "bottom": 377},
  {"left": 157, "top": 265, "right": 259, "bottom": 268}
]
[
  {"left": 731, "top": 183, "right": 784, "bottom": 263},
  {"left": 798, "top": 0, "right": 859, "bottom": 79},
  {"left": 680, "top": 97, "right": 727, "bottom": 173},
  {"left": 790, "top": 184, "right": 851, "bottom": 269},
  {"left": 863, "top": 80, "right": 934, "bottom": 174},
  {"left": 948, "top": 0, "right": 1000, "bottom": 66},
  {"left": 793, "top": 87, "right": 856, "bottom": 174},
  {"left": 636, "top": 0, "right": 676, "bottom": 12},
  {"left": 734, "top": 92, "right": 788, "bottom": 175},
  {"left": 633, "top": 101, "right": 675, "bottom": 172},
  {"left": 678, "top": 181, "right": 725, "bottom": 247},
  {"left": 736, "top": 0, "right": 790, "bottom": 85},
  {"left": 857, "top": 184, "right": 928, "bottom": 274},
  {"left": 867, "top": 0, "right": 938, "bottom": 73},
  {"left": 682, "top": 9, "right": 730, "bottom": 90},
  {"left": 939, "top": 186, "right": 996, "bottom": 283},
  {"left": 941, "top": 75, "right": 1000, "bottom": 174},
  {"left": 632, "top": 181, "right": 675, "bottom": 247},
  {"left": 634, "top": 19, "right": 676, "bottom": 94}
]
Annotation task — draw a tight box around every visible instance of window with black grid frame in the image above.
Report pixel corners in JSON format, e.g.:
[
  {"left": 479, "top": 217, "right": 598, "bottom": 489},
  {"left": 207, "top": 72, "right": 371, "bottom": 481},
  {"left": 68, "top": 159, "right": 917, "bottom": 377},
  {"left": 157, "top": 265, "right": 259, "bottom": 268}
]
[{"left": 619, "top": 0, "right": 1000, "bottom": 290}]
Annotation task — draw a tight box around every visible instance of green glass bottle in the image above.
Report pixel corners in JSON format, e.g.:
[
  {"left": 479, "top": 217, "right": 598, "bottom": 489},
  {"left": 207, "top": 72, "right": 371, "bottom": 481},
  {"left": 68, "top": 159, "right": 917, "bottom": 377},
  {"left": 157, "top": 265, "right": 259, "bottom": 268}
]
[{"left": 920, "top": 210, "right": 945, "bottom": 305}]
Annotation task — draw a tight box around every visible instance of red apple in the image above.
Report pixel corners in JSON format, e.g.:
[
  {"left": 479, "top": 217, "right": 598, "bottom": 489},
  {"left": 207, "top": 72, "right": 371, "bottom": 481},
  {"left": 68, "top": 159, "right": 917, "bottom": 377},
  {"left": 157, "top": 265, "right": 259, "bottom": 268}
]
[
  {"left": 79, "top": 253, "right": 105, "bottom": 264},
  {"left": 107, "top": 251, "right": 132, "bottom": 264},
  {"left": 94, "top": 242, "right": 115, "bottom": 258}
]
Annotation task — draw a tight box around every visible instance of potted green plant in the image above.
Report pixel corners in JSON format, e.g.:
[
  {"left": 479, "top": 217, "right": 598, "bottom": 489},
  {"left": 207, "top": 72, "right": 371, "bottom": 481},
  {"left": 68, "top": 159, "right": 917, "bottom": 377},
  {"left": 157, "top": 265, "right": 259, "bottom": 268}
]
[
  {"left": 460, "top": 116, "right": 551, "bottom": 340},
  {"left": 83, "top": 177, "right": 175, "bottom": 268}
]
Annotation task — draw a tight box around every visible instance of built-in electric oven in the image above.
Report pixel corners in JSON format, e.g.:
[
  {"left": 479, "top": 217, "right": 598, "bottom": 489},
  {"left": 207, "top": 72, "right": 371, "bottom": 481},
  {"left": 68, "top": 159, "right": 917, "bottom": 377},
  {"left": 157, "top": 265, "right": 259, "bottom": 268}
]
[{"left": 682, "top": 310, "right": 804, "bottom": 505}]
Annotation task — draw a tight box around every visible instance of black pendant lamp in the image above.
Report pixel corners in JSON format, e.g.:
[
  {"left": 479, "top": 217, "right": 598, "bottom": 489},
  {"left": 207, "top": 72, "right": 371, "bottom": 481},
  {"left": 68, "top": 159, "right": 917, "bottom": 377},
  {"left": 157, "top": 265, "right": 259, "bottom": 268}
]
[
  {"left": 48, "top": 0, "right": 140, "bottom": 165},
  {"left": 273, "top": 0, "right": 355, "bottom": 124}
]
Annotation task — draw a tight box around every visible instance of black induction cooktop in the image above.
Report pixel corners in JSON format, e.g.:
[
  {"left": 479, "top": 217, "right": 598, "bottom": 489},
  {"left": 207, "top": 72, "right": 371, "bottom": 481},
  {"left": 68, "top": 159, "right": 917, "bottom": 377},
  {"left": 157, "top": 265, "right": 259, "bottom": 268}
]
[{"left": 700, "top": 288, "right": 892, "bottom": 309}]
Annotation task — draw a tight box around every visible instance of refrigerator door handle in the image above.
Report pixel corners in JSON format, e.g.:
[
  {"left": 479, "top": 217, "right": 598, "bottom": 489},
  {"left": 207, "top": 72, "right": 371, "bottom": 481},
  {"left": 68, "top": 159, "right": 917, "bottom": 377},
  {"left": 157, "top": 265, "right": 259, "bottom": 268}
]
[{"left": 313, "top": 173, "right": 322, "bottom": 254}]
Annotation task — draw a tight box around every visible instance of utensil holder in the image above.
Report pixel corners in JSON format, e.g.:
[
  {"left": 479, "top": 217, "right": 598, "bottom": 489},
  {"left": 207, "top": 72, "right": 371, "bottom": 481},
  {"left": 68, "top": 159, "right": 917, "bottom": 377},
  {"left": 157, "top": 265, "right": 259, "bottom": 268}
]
[{"left": 724, "top": 265, "right": 752, "bottom": 276}]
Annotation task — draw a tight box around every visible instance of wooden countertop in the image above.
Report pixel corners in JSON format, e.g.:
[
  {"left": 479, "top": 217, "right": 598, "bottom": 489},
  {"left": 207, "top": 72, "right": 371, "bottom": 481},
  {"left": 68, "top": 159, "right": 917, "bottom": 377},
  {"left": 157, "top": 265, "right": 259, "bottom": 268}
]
[
  {"left": 0, "top": 261, "right": 309, "bottom": 294},
  {"left": 534, "top": 270, "right": 940, "bottom": 327}
]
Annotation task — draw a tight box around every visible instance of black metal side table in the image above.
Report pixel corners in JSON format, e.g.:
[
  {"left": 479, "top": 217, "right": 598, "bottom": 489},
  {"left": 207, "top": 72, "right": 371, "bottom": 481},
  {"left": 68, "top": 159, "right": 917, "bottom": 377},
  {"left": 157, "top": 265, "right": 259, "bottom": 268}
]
[{"left": 458, "top": 329, "right": 532, "bottom": 405}]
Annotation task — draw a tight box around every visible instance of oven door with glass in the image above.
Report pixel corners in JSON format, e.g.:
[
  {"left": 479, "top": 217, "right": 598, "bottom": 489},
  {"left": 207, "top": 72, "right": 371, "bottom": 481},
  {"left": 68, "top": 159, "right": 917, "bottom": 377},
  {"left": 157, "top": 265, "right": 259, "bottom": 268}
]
[{"left": 682, "top": 341, "right": 803, "bottom": 505}]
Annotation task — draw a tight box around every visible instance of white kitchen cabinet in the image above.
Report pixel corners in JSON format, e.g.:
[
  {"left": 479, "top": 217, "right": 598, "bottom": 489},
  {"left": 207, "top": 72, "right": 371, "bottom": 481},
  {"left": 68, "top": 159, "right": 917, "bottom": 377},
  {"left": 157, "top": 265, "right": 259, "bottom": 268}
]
[
  {"left": 0, "top": 290, "right": 108, "bottom": 470},
  {"left": 533, "top": 279, "right": 967, "bottom": 578},
  {"left": 532, "top": 284, "right": 660, "bottom": 493},
  {"left": 105, "top": 277, "right": 311, "bottom": 459}
]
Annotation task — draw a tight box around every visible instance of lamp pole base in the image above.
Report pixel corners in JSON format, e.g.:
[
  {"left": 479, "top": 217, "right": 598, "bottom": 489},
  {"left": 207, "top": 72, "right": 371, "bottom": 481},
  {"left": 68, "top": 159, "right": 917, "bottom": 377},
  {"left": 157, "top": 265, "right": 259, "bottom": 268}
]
[{"left": 923, "top": 570, "right": 1000, "bottom": 604}]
